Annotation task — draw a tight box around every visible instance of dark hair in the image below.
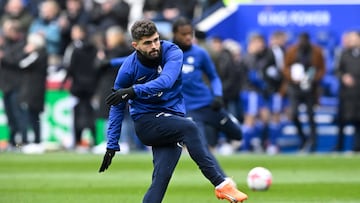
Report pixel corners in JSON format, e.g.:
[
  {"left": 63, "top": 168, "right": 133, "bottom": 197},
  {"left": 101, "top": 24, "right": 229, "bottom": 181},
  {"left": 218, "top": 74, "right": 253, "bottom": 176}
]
[
  {"left": 298, "top": 32, "right": 311, "bottom": 48},
  {"left": 130, "top": 19, "right": 158, "bottom": 41},
  {"left": 299, "top": 32, "right": 310, "bottom": 42},
  {"left": 172, "top": 17, "right": 193, "bottom": 33},
  {"left": 249, "top": 33, "right": 265, "bottom": 43}
]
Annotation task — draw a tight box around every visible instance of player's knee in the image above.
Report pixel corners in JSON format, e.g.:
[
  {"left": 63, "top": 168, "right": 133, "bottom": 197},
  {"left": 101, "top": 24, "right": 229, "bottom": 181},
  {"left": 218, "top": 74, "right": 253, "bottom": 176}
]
[{"left": 182, "top": 120, "right": 200, "bottom": 135}]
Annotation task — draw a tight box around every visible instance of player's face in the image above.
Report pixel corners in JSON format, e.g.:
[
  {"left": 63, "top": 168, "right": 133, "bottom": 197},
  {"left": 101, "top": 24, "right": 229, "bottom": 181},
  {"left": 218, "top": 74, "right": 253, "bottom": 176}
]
[
  {"left": 174, "top": 25, "right": 193, "bottom": 47},
  {"left": 132, "top": 32, "right": 161, "bottom": 60}
]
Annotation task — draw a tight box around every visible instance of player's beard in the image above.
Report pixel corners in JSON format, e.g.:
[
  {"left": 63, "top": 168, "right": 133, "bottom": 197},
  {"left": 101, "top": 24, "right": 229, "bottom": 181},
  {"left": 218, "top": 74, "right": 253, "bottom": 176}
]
[
  {"left": 140, "top": 48, "right": 160, "bottom": 60},
  {"left": 137, "top": 47, "right": 162, "bottom": 68}
]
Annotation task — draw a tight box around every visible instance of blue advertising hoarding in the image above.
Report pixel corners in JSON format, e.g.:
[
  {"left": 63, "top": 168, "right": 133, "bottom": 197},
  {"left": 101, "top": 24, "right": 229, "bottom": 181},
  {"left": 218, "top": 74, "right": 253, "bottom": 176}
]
[{"left": 204, "top": 4, "right": 360, "bottom": 45}]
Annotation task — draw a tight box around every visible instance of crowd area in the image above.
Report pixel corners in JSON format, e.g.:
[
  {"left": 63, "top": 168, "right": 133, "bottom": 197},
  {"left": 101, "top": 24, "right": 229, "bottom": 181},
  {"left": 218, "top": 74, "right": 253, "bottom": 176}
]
[{"left": 0, "top": 0, "right": 359, "bottom": 155}]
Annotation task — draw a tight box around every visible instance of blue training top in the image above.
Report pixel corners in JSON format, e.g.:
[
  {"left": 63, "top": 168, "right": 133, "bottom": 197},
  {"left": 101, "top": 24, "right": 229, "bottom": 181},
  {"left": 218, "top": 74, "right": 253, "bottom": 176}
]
[
  {"left": 181, "top": 44, "right": 223, "bottom": 111},
  {"left": 107, "top": 40, "right": 185, "bottom": 150}
]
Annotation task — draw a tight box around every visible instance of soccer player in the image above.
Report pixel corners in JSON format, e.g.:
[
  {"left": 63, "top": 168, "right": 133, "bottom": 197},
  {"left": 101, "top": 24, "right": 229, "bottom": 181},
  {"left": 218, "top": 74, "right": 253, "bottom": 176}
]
[
  {"left": 171, "top": 17, "right": 243, "bottom": 155},
  {"left": 98, "top": 19, "right": 248, "bottom": 203}
]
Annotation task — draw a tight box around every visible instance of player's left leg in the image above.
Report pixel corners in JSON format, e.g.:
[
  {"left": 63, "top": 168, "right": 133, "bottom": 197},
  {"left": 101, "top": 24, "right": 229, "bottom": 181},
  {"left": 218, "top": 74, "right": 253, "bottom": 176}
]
[
  {"left": 188, "top": 107, "right": 242, "bottom": 143},
  {"left": 143, "top": 144, "right": 182, "bottom": 203}
]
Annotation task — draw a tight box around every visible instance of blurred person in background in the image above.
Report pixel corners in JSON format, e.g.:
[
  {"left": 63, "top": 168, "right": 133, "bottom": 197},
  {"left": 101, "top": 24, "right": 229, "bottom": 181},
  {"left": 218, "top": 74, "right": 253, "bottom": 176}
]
[
  {"left": 161, "top": 0, "right": 198, "bottom": 22},
  {"left": 61, "top": 24, "right": 98, "bottom": 152},
  {"left": 89, "top": 0, "right": 130, "bottom": 32},
  {"left": 269, "top": 30, "right": 289, "bottom": 112},
  {"left": 142, "top": 0, "right": 164, "bottom": 21},
  {"left": 335, "top": 31, "right": 360, "bottom": 153},
  {"left": 93, "top": 25, "right": 134, "bottom": 153},
  {"left": 241, "top": 33, "right": 284, "bottom": 154},
  {"left": 283, "top": 32, "right": 325, "bottom": 153},
  {"left": 58, "top": 0, "right": 89, "bottom": 55},
  {"left": 172, "top": 17, "right": 242, "bottom": 156},
  {"left": 18, "top": 33, "right": 48, "bottom": 154},
  {"left": 29, "top": 0, "right": 62, "bottom": 67},
  {"left": 212, "top": 38, "right": 246, "bottom": 122},
  {"left": 142, "top": 0, "right": 198, "bottom": 39},
  {"left": 268, "top": 30, "right": 289, "bottom": 154},
  {"left": 142, "top": 0, "right": 198, "bottom": 22},
  {"left": 0, "top": 19, "right": 27, "bottom": 150},
  {"left": 269, "top": 31, "right": 288, "bottom": 74},
  {"left": 0, "top": 0, "right": 5, "bottom": 14},
  {"left": 0, "top": 0, "right": 33, "bottom": 33},
  {"left": 332, "top": 31, "right": 351, "bottom": 152}
]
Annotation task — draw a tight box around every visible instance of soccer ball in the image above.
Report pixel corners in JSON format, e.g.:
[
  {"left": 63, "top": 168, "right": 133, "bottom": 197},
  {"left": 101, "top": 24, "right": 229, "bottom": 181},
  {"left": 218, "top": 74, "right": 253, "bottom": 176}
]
[{"left": 247, "top": 167, "right": 272, "bottom": 191}]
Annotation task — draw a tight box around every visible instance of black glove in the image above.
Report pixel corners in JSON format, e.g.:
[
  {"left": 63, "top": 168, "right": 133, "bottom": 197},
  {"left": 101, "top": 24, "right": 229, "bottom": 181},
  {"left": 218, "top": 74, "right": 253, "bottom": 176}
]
[
  {"left": 99, "top": 149, "right": 116, "bottom": 173},
  {"left": 210, "top": 96, "right": 224, "bottom": 111},
  {"left": 105, "top": 87, "right": 136, "bottom": 105},
  {"left": 97, "top": 59, "right": 111, "bottom": 70}
]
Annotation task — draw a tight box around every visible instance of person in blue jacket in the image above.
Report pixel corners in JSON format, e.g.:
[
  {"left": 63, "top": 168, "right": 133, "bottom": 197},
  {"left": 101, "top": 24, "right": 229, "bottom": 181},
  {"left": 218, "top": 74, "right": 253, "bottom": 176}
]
[
  {"left": 98, "top": 19, "right": 248, "bottom": 203},
  {"left": 172, "top": 17, "right": 243, "bottom": 154}
]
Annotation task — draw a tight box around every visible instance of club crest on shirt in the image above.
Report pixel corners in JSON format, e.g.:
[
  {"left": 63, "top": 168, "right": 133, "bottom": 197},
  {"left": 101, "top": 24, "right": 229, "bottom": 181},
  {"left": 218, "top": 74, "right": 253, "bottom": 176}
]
[
  {"left": 157, "top": 65, "right": 163, "bottom": 74},
  {"left": 182, "top": 56, "right": 195, "bottom": 74},
  {"left": 182, "top": 64, "right": 194, "bottom": 74},
  {"left": 187, "top": 56, "right": 195, "bottom": 64}
]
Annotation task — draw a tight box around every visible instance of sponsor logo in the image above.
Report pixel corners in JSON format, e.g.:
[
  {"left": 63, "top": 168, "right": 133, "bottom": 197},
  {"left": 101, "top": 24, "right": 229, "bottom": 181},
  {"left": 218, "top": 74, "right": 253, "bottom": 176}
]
[{"left": 121, "top": 94, "right": 128, "bottom": 99}]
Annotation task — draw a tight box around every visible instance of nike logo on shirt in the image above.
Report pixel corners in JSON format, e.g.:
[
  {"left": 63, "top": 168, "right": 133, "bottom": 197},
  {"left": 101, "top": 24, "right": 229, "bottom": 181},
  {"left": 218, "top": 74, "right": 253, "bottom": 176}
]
[
  {"left": 137, "top": 76, "right": 146, "bottom": 82},
  {"left": 122, "top": 94, "right": 128, "bottom": 99}
]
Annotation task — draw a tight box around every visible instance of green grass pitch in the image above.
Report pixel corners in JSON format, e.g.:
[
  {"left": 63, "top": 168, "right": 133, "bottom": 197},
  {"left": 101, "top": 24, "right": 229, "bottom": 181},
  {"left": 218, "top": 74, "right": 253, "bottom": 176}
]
[{"left": 0, "top": 152, "right": 360, "bottom": 203}]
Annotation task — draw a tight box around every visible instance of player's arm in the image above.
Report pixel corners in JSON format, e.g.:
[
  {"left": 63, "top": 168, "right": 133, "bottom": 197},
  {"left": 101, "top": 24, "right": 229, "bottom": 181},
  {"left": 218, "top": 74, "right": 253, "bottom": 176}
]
[
  {"left": 99, "top": 62, "right": 131, "bottom": 173},
  {"left": 201, "top": 49, "right": 223, "bottom": 97},
  {"left": 106, "top": 62, "right": 133, "bottom": 150},
  {"left": 133, "top": 44, "right": 183, "bottom": 98},
  {"left": 201, "top": 49, "right": 224, "bottom": 110},
  {"left": 105, "top": 44, "right": 183, "bottom": 104},
  {"left": 110, "top": 56, "right": 127, "bottom": 68}
]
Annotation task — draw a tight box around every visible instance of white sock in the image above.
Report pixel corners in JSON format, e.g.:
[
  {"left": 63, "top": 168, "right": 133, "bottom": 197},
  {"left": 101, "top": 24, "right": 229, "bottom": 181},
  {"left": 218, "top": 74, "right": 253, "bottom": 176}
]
[{"left": 215, "top": 179, "right": 229, "bottom": 189}]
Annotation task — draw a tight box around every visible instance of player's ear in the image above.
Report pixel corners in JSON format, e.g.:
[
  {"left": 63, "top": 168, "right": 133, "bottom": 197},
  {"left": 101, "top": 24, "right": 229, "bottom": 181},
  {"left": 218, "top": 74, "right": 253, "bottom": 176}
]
[{"left": 131, "top": 41, "right": 138, "bottom": 50}]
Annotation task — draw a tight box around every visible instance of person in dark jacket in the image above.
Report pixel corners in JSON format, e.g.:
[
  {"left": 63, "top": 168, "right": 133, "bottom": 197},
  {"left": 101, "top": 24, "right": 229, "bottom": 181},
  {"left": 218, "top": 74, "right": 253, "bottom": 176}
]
[
  {"left": 0, "top": 0, "right": 33, "bottom": 33},
  {"left": 58, "top": 0, "right": 89, "bottom": 55},
  {"left": 283, "top": 32, "right": 325, "bottom": 152},
  {"left": 213, "top": 38, "right": 245, "bottom": 122},
  {"left": 336, "top": 31, "right": 360, "bottom": 152},
  {"left": 89, "top": 0, "right": 130, "bottom": 32},
  {"left": 62, "top": 24, "right": 98, "bottom": 152},
  {"left": 0, "top": 19, "right": 27, "bottom": 149},
  {"left": 95, "top": 26, "right": 133, "bottom": 121},
  {"left": 18, "top": 33, "right": 48, "bottom": 153}
]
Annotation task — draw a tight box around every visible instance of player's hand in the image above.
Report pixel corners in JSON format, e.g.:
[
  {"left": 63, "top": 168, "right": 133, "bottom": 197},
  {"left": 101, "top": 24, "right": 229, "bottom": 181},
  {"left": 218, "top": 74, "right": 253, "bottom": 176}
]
[
  {"left": 99, "top": 149, "right": 116, "bottom": 173},
  {"left": 97, "top": 59, "right": 111, "bottom": 70},
  {"left": 210, "top": 96, "right": 224, "bottom": 111},
  {"left": 105, "top": 87, "right": 135, "bottom": 105}
]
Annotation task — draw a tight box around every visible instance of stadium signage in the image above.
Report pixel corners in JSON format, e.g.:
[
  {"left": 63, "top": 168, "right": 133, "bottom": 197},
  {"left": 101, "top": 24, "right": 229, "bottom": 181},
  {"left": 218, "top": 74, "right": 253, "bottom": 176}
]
[{"left": 257, "top": 10, "right": 331, "bottom": 27}]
